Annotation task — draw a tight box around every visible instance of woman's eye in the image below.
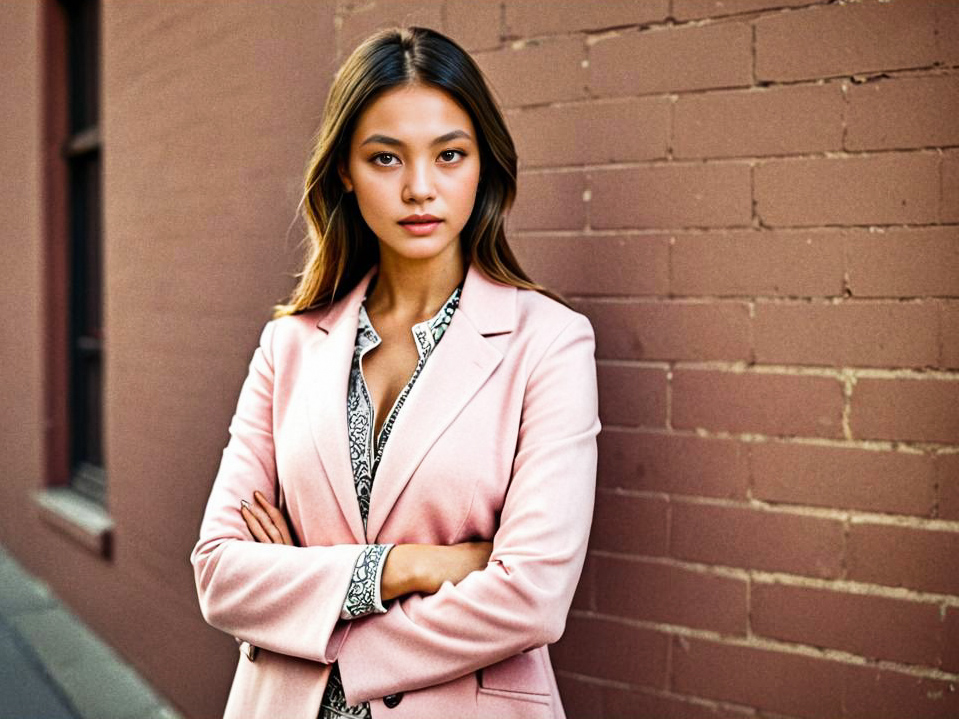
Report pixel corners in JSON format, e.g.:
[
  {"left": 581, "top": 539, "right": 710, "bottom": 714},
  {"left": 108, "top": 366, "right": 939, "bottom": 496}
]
[
  {"left": 439, "top": 149, "right": 464, "bottom": 163},
  {"left": 371, "top": 153, "right": 398, "bottom": 166}
]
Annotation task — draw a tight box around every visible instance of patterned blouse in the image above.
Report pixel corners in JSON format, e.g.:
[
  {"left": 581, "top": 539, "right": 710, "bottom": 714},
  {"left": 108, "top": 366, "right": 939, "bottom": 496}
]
[{"left": 319, "top": 280, "right": 462, "bottom": 719}]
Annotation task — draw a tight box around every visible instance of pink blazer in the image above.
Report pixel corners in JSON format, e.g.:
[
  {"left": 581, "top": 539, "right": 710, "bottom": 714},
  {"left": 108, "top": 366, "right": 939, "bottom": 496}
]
[{"left": 191, "top": 262, "right": 600, "bottom": 719}]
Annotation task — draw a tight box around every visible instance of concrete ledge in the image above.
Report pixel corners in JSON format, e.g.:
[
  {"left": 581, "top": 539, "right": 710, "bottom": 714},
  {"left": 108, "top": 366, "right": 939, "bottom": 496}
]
[
  {"left": 35, "top": 487, "right": 114, "bottom": 558},
  {"left": 0, "top": 547, "right": 182, "bottom": 719}
]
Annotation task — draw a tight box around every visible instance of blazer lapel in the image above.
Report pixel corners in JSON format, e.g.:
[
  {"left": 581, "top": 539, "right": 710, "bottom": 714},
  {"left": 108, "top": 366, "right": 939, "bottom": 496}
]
[
  {"left": 365, "top": 263, "right": 517, "bottom": 542},
  {"left": 305, "top": 266, "right": 377, "bottom": 544}
]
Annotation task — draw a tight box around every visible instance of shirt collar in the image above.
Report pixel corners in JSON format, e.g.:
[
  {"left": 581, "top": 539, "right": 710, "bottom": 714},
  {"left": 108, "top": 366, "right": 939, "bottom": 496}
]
[{"left": 357, "top": 282, "right": 463, "bottom": 358}]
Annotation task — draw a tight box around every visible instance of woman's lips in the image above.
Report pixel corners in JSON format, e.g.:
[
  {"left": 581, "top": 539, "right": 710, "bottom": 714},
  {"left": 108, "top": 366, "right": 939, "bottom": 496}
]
[{"left": 399, "top": 219, "right": 442, "bottom": 236}]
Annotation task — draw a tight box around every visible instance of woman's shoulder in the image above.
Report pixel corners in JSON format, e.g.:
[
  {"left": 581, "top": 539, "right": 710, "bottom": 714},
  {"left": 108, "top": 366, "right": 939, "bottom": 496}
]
[
  {"left": 513, "top": 287, "right": 595, "bottom": 347},
  {"left": 516, "top": 287, "right": 591, "bottom": 329},
  {"left": 258, "top": 306, "right": 331, "bottom": 352}
]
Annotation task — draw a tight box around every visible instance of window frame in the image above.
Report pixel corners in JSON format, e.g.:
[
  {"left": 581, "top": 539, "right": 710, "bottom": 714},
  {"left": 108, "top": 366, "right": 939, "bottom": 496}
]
[{"left": 38, "top": 0, "right": 112, "bottom": 556}]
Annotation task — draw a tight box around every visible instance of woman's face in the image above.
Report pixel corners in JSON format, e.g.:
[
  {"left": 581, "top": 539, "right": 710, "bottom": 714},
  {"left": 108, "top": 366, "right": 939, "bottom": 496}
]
[{"left": 338, "top": 83, "right": 482, "bottom": 266}]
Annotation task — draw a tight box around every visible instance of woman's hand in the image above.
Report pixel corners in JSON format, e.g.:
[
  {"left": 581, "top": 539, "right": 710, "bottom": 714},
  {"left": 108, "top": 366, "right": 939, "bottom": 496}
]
[
  {"left": 239, "top": 491, "right": 295, "bottom": 546},
  {"left": 382, "top": 541, "right": 493, "bottom": 601}
]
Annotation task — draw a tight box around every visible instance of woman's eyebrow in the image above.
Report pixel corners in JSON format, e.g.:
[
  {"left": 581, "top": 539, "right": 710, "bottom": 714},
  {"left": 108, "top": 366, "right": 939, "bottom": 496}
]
[{"left": 359, "top": 129, "right": 474, "bottom": 147}]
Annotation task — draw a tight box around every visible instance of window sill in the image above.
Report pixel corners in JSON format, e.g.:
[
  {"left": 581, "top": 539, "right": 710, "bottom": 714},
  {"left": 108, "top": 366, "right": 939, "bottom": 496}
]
[{"left": 34, "top": 487, "right": 113, "bottom": 558}]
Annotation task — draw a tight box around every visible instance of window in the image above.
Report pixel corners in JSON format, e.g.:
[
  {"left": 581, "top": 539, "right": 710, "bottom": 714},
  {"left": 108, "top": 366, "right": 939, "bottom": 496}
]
[{"left": 45, "top": 0, "right": 105, "bottom": 505}]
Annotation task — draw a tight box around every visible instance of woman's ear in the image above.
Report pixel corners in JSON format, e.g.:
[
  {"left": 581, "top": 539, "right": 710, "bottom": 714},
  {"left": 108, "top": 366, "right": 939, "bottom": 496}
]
[{"left": 337, "top": 157, "right": 353, "bottom": 193}]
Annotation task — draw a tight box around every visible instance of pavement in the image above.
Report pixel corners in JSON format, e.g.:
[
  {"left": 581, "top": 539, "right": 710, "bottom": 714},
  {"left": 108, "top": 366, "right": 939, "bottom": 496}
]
[{"left": 0, "top": 545, "right": 183, "bottom": 719}]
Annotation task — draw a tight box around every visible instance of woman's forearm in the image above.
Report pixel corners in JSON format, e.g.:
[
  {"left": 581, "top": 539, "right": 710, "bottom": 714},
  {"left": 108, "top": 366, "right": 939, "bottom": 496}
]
[
  {"left": 381, "top": 544, "right": 422, "bottom": 601},
  {"left": 381, "top": 542, "right": 493, "bottom": 601}
]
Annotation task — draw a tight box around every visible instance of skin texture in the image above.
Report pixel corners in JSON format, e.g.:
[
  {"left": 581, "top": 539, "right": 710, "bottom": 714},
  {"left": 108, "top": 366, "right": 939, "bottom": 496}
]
[
  {"left": 338, "top": 82, "right": 480, "bottom": 270},
  {"left": 240, "top": 82, "right": 493, "bottom": 600}
]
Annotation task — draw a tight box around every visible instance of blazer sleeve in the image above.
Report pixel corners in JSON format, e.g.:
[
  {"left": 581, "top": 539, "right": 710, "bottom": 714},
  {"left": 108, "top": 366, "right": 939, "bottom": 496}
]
[
  {"left": 190, "top": 319, "right": 367, "bottom": 663},
  {"left": 330, "top": 312, "right": 600, "bottom": 704}
]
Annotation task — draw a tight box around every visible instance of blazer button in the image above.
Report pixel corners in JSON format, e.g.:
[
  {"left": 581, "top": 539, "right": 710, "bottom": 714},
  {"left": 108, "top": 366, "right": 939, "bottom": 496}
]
[{"left": 383, "top": 693, "right": 403, "bottom": 708}]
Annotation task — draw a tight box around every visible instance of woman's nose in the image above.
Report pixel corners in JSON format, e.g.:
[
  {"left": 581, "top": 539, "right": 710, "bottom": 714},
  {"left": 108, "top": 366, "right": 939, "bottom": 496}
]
[{"left": 403, "top": 159, "right": 436, "bottom": 203}]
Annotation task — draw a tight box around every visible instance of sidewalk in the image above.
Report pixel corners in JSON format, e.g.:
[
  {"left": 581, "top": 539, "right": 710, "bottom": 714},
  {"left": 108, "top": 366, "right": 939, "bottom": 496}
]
[{"left": 0, "top": 545, "right": 183, "bottom": 719}]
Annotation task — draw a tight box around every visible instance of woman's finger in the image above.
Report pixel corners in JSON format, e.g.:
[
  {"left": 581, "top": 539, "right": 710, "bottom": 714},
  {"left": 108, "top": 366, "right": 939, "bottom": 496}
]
[
  {"left": 254, "top": 490, "right": 294, "bottom": 546},
  {"left": 240, "top": 501, "right": 272, "bottom": 543},
  {"left": 242, "top": 496, "right": 284, "bottom": 544}
]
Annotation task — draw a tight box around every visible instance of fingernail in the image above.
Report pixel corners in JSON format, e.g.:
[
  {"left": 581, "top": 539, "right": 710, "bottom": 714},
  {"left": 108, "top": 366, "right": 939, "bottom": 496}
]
[{"left": 240, "top": 499, "right": 251, "bottom": 510}]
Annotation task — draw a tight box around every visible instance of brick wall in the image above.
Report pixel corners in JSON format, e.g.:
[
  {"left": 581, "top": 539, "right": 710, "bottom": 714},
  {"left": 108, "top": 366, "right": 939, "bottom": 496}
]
[
  {"left": 338, "top": 0, "right": 959, "bottom": 717},
  {"left": 3, "top": 1, "right": 954, "bottom": 717}
]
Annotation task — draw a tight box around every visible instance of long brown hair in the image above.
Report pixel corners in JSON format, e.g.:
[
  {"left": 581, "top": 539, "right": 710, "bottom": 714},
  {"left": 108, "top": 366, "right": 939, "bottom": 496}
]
[{"left": 272, "top": 26, "right": 561, "bottom": 318}]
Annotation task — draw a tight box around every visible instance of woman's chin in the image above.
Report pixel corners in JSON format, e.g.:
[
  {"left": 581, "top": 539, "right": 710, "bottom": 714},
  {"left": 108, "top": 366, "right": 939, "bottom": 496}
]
[{"left": 378, "top": 234, "right": 461, "bottom": 264}]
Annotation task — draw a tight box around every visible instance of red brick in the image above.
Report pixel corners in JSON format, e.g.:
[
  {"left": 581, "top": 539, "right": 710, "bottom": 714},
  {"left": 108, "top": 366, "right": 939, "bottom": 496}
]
[
  {"left": 509, "top": 170, "right": 585, "bottom": 231},
  {"left": 752, "top": 582, "right": 942, "bottom": 666},
  {"left": 944, "top": 606, "right": 959, "bottom": 672},
  {"left": 843, "top": 663, "right": 959, "bottom": 719},
  {"left": 672, "top": 369, "right": 845, "bottom": 439},
  {"left": 604, "top": 687, "right": 753, "bottom": 719},
  {"left": 555, "top": 675, "right": 603, "bottom": 719},
  {"left": 590, "top": 491, "right": 669, "bottom": 557},
  {"left": 473, "top": 38, "right": 586, "bottom": 107},
  {"left": 937, "top": 2, "right": 959, "bottom": 65},
  {"left": 589, "top": 22, "right": 751, "bottom": 97},
  {"left": 850, "top": 377, "right": 959, "bottom": 444},
  {"left": 551, "top": 615, "right": 668, "bottom": 688},
  {"left": 755, "top": 153, "right": 940, "bottom": 227},
  {"left": 753, "top": 300, "right": 939, "bottom": 368},
  {"left": 673, "top": 0, "right": 825, "bottom": 21},
  {"left": 596, "top": 363, "right": 667, "bottom": 428},
  {"left": 674, "top": 83, "right": 844, "bottom": 159},
  {"left": 670, "top": 502, "right": 844, "bottom": 578},
  {"left": 509, "top": 234, "right": 670, "bottom": 297},
  {"left": 578, "top": 299, "right": 750, "bottom": 361},
  {"left": 943, "top": 149, "right": 959, "bottom": 223},
  {"left": 671, "top": 229, "right": 845, "bottom": 297},
  {"left": 754, "top": 1, "right": 939, "bottom": 82},
  {"left": 672, "top": 636, "right": 844, "bottom": 718},
  {"left": 846, "top": 74, "right": 959, "bottom": 151},
  {"left": 751, "top": 441, "right": 936, "bottom": 516},
  {"left": 590, "top": 163, "right": 752, "bottom": 230},
  {"left": 506, "top": 96, "right": 670, "bottom": 168},
  {"left": 505, "top": 0, "right": 669, "bottom": 38},
  {"left": 598, "top": 429, "right": 749, "bottom": 499},
  {"left": 845, "top": 226, "right": 959, "bottom": 298},
  {"left": 337, "top": 1, "right": 443, "bottom": 61},
  {"left": 847, "top": 522, "right": 959, "bottom": 595},
  {"left": 937, "top": 453, "right": 959, "bottom": 521},
  {"left": 445, "top": 0, "right": 500, "bottom": 52},
  {"left": 594, "top": 555, "right": 747, "bottom": 635},
  {"left": 941, "top": 302, "right": 959, "bottom": 370}
]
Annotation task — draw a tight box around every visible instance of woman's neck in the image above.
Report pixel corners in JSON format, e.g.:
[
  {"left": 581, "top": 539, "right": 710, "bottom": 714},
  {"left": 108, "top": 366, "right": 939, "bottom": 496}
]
[{"left": 366, "top": 244, "right": 466, "bottom": 323}]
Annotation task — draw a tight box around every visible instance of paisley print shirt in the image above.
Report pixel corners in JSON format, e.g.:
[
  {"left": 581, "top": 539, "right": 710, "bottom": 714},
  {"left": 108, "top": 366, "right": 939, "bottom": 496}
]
[{"left": 320, "top": 281, "right": 462, "bottom": 719}]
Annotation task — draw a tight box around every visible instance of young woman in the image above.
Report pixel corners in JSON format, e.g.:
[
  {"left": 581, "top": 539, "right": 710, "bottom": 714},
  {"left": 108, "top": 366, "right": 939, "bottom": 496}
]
[{"left": 191, "top": 25, "right": 600, "bottom": 719}]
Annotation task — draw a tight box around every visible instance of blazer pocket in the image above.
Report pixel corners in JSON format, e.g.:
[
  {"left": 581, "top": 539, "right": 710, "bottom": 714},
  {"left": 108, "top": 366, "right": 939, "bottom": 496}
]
[{"left": 478, "top": 649, "right": 551, "bottom": 704}]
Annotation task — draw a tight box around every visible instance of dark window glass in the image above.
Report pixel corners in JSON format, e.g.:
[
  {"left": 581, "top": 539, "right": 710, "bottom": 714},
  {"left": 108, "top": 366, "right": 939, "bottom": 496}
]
[{"left": 61, "top": 0, "right": 105, "bottom": 504}]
